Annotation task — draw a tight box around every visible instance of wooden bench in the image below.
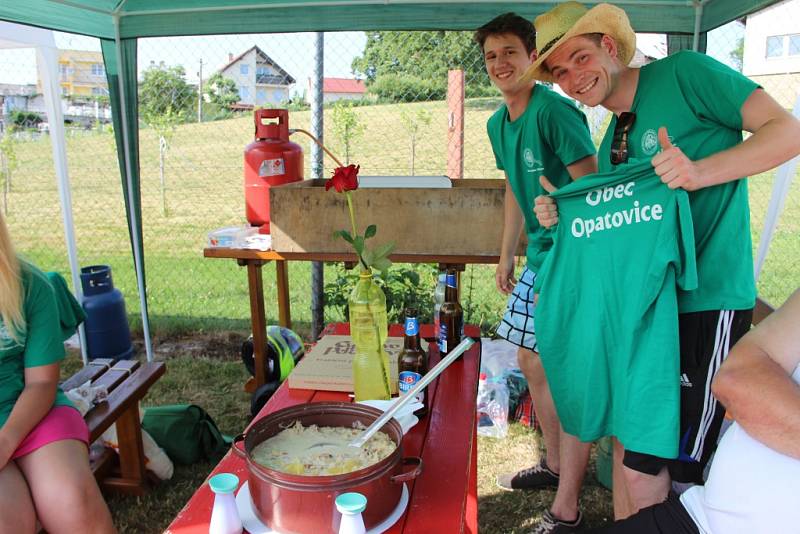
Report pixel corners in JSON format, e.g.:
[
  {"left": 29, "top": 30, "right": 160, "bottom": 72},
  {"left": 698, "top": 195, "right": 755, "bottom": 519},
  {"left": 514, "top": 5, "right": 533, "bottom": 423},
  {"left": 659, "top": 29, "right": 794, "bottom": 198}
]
[{"left": 61, "top": 358, "right": 166, "bottom": 496}]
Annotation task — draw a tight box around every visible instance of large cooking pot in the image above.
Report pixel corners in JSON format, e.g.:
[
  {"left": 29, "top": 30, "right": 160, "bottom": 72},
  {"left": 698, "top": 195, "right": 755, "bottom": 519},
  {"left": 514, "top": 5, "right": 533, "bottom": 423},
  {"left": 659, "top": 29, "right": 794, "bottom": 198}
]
[{"left": 232, "top": 401, "right": 422, "bottom": 534}]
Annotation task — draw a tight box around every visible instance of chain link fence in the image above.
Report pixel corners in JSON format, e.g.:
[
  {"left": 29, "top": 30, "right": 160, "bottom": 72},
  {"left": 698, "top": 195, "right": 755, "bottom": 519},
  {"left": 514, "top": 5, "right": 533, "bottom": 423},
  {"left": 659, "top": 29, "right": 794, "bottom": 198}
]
[{"left": 0, "top": 3, "right": 798, "bottom": 342}]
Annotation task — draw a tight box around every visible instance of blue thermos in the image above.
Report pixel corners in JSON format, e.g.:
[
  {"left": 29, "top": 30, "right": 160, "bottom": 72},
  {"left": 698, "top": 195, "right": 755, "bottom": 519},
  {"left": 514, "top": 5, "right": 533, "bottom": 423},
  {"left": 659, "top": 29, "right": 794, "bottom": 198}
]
[{"left": 80, "top": 265, "right": 134, "bottom": 360}]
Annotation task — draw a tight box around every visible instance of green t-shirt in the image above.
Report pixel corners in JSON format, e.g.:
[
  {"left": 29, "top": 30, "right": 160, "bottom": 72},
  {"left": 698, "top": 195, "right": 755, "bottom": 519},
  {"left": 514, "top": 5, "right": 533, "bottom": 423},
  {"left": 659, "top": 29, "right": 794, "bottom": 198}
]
[
  {"left": 599, "top": 51, "right": 759, "bottom": 313},
  {"left": 535, "top": 160, "right": 697, "bottom": 459},
  {"left": 0, "top": 262, "right": 72, "bottom": 428},
  {"left": 488, "top": 84, "right": 595, "bottom": 271}
]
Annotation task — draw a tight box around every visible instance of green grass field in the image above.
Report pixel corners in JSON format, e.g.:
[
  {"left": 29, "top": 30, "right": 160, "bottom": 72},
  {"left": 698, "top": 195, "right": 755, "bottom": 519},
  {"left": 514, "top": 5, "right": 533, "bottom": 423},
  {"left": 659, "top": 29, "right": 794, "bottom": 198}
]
[{"left": 5, "top": 98, "right": 799, "bottom": 341}]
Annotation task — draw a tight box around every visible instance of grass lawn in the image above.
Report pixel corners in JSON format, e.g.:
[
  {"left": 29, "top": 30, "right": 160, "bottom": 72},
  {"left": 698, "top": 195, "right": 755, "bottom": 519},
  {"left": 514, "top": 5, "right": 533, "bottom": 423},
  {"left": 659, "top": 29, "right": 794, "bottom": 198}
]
[{"left": 5, "top": 98, "right": 799, "bottom": 339}]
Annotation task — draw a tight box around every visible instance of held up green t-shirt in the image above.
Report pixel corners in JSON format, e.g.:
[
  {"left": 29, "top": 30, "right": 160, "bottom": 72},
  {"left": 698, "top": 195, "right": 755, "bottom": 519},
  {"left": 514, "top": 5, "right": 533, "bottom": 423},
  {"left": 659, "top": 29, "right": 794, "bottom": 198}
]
[
  {"left": 599, "top": 51, "right": 759, "bottom": 313},
  {"left": 0, "top": 262, "right": 72, "bottom": 428},
  {"left": 534, "top": 160, "right": 697, "bottom": 459},
  {"left": 488, "top": 84, "right": 595, "bottom": 272}
]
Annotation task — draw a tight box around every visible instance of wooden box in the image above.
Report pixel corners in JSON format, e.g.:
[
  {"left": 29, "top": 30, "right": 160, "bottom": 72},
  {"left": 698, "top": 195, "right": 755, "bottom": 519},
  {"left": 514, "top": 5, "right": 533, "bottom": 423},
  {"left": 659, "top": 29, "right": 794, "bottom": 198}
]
[{"left": 269, "top": 178, "right": 526, "bottom": 257}]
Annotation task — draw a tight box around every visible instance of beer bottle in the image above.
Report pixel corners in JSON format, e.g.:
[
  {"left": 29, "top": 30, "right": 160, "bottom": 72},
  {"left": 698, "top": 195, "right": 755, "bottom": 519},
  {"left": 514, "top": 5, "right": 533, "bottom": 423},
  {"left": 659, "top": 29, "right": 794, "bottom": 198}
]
[
  {"left": 398, "top": 308, "right": 428, "bottom": 417},
  {"left": 438, "top": 270, "right": 464, "bottom": 359}
]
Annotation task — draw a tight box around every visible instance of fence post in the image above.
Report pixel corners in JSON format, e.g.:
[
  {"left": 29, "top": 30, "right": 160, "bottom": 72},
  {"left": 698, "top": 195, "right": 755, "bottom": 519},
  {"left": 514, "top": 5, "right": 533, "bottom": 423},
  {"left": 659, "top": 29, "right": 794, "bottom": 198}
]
[
  {"left": 311, "top": 32, "right": 325, "bottom": 340},
  {"left": 447, "top": 69, "right": 464, "bottom": 180}
]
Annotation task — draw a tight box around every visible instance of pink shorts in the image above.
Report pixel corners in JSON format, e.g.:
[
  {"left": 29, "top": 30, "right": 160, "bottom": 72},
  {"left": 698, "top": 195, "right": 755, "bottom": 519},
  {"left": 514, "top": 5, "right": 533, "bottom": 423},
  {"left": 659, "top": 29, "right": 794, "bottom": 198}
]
[{"left": 12, "top": 405, "right": 89, "bottom": 460}]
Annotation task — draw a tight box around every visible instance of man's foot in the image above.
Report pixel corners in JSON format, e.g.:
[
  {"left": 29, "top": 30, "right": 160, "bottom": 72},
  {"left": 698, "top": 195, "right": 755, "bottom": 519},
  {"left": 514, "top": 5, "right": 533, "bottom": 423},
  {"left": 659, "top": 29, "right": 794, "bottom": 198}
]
[
  {"left": 496, "top": 459, "right": 560, "bottom": 491},
  {"left": 530, "top": 509, "right": 584, "bottom": 534}
]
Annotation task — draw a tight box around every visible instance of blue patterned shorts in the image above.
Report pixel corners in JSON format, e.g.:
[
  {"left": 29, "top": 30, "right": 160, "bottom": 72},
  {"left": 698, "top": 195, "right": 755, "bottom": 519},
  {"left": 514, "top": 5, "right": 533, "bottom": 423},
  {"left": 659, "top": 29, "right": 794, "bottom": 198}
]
[{"left": 496, "top": 267, "right": 538, "bottom": 352}]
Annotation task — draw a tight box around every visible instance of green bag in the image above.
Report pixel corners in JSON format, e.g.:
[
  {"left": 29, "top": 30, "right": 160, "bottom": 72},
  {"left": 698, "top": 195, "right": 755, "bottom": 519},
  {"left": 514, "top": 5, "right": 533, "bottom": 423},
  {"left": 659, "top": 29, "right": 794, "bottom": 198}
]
[{"left": 141, "top": 404, "right": 231, "bottom": 465}]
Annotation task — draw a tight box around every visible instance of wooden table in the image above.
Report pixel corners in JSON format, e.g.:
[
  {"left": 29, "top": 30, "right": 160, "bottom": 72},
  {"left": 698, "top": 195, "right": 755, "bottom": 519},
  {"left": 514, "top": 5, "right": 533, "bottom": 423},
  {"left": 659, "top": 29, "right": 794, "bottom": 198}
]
[
  {"left": 204, "top": 246, "right": 498, "bottom": 391},
  {"left": 165, "top": 322, "right": 480, "bottom": 534}
]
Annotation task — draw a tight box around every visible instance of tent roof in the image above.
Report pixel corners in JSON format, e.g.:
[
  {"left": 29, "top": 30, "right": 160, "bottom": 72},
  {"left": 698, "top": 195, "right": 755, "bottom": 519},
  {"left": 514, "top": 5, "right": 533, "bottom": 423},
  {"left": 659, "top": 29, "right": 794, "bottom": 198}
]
[{"left": 0, "top": 1, "right": 784, "bottom": 40}]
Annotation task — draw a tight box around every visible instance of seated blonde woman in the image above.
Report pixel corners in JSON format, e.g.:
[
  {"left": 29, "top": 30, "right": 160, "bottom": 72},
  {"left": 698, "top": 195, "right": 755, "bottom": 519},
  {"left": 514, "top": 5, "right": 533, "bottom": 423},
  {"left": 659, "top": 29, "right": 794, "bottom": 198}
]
[{"left": 0, "top": 212, "right": 115, "bottom": 534}]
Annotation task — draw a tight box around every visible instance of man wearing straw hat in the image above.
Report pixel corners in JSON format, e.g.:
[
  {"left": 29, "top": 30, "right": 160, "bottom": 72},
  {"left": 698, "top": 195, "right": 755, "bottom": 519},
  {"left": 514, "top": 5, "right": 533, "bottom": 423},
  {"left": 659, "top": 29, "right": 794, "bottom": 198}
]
[
  {"left": 473, "top": 12, "right": 597, "bottom": 533},
  {"left": 524, "top": 0, "right": 800, "bottom": 521}
]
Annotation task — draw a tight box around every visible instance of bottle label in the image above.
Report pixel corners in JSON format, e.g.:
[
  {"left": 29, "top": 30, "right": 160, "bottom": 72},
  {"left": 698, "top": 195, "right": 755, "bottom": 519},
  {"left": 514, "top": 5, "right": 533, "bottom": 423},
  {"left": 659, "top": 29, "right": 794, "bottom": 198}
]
[
  {"left": 399, "top": 371, "right": 422, "bottom": 395},
  {"left": 438, "top": 323, "right": 448, "bottom": 352},
  {"left": 404, "top": 317, "right": 419, "bottom": 337},
  {"left": 446, "top": 273, "right": 457, "bottom": 288}
]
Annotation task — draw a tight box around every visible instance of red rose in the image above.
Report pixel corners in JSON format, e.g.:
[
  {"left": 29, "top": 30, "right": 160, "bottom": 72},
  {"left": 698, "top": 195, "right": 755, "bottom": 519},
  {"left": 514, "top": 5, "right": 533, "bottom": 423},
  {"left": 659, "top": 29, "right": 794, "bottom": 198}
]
[{"left": 325, "top": 164, "right": 360, "bottom": 192}]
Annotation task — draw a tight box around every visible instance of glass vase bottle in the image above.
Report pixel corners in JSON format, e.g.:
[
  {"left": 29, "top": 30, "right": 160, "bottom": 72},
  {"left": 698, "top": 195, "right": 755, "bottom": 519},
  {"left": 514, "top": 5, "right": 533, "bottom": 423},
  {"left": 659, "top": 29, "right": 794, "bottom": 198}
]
[{"left": 349, "top": 269, "right": 391, "bottom": 401}]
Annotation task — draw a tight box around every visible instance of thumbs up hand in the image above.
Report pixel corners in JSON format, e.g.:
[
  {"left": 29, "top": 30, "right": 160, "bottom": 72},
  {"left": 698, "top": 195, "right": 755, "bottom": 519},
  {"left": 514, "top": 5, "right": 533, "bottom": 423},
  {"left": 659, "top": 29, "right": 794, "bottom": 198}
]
[
  {"left": 534, "top": 175, "right": 560, "bottom": 228},
  {"left": 651, "top": 126, "right": 705, "bottom": 191}
]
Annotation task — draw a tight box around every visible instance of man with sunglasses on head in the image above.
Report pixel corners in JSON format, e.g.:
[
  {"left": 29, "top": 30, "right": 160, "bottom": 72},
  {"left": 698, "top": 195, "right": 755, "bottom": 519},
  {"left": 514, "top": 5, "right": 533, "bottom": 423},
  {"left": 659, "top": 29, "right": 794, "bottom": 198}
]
[
  {"left": 474, "top": 12, "right": 597, "bottom": 533},
  {"left": 525, "top": 0, "right": 800, "bottom": 522}
]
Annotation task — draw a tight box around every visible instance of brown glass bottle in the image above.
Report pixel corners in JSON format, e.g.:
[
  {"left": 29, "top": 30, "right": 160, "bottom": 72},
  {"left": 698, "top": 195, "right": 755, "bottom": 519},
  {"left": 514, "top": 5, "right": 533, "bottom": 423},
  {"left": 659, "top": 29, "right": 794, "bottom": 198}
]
[
  {"left": 438, "top": 270, "right": 464, "bottom": 359},
  {"left": 398, "top": 308, "right": 428, "bottom": 417}
]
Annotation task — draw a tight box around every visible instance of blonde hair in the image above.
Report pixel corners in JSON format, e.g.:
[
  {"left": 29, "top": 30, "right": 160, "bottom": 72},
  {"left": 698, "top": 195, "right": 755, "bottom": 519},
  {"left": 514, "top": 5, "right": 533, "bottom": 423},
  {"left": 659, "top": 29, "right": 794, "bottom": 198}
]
[{"left": 0, "top": 212, "right": 24, "bottom": 340}]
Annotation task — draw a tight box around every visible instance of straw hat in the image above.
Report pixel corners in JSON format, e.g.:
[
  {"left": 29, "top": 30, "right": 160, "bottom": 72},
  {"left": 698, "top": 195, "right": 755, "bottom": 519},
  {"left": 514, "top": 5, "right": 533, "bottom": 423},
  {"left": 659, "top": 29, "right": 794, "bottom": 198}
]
[{"left": 520, "top": 2, "right": 636, "bottom": 83}]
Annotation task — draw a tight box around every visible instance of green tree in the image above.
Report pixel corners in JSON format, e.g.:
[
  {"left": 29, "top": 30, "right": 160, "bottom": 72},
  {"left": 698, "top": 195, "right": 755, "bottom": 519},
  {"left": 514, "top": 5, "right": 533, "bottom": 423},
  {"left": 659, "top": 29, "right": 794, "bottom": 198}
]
[
  {"left": 139, "top": 63, "right": 193, "bottom": 216},
  {"left": 139, "top": 63, "right": 196, "bottom": 120},
  {"left": 730, "top": 37, "right": 744, "bottom": 72},
  {"left": 206, "top": 72, "right": 239, "bottom": 108},
  {"left": 330, "top": 101, "right": 365, "bottom": 164},
  {"left": 352, "top": 31, "right": 491, "bottom": 102},
  {"left": 146, "top": 109, "right": 180, "bottom": 217},
  {"left": 0, "top": 129, "right": 19, "bottom": 214},
  {"left": 399, "top": 108, "right": 432, "bottom": 175}
]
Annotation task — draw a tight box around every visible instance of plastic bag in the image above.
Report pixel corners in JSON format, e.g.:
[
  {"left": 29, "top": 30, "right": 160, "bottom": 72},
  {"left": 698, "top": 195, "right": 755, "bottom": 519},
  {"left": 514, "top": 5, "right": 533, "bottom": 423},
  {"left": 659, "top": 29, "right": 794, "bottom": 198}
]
[
  {"left": 476, "top": 372, "right": 509, "bottom": 438},
  {"left": 99, "top": 404, "right": 174, "bottom": 480},
  {"left": 475, "top": 338, "right": 519, "bottom": 439}
]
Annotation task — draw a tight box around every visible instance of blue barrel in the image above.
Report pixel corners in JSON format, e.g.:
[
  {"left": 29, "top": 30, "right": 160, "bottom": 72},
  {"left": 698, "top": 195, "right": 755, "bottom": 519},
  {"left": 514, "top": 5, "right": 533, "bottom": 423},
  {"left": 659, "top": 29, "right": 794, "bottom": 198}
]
[{"left": 80, "top": 265, "right": 134, "bottom": 360}]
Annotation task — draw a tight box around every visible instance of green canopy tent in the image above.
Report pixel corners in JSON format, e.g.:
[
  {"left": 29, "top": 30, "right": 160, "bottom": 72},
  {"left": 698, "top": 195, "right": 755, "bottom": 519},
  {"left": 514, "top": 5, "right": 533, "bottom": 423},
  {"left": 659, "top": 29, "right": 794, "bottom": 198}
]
[{"left": 0, "top": 0, "right": 784, "bottom": 361}]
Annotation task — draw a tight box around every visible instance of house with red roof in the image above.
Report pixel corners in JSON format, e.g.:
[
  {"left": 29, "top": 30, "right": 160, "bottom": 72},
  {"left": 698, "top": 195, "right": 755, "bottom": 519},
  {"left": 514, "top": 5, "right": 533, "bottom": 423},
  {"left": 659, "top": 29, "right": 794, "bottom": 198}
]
[{"left": 307, "top": 77, "right": 366, "bottom": 104}]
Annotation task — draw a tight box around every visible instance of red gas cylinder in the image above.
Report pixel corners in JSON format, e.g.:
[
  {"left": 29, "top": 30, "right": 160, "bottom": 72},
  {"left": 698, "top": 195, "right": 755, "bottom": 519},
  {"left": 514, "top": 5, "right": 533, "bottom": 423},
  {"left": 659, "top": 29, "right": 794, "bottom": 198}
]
[{"left": 244, "top": 109, "right": 304, "bottom": 233}]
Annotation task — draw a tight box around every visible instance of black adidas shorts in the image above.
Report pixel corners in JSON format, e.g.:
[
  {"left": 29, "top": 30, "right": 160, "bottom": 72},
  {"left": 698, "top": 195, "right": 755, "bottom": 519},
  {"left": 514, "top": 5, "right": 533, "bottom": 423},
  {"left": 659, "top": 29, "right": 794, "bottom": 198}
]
[{"left": 622, "top": 309, "right": 753, "bottom": 482}]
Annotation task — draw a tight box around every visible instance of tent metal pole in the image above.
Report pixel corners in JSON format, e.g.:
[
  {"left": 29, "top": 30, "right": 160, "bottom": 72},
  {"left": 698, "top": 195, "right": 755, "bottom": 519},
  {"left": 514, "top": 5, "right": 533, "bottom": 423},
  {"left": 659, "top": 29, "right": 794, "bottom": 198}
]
[
  {"left": 113, "top": 14, "right": 154, "bottom": 362},
  {"left": 754, "top": 92, "right": 800, "bottom": 280},
  {"left": 36, "top": 41, "right": 89, "bottom": 364},
  {"left": 692, "top": 1, "right": 704, "bottom": 52}
]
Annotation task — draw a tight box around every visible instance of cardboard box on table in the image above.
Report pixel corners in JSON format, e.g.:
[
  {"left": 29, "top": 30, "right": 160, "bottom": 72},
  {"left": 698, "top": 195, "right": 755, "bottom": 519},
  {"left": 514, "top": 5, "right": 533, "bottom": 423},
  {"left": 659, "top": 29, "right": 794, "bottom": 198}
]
[
  {"left": 269, "top": 177, "right": 527, "bottom": 257},
  {"left": 288, "top": 335, "right": 428, "bottom": 394}
]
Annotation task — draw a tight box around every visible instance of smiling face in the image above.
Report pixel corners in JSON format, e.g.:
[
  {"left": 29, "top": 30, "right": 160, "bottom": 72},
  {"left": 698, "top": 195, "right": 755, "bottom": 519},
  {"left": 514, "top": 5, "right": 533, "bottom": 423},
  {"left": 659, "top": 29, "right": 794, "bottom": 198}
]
[
  {"left": 483, "top": 33, "right": 536, "bottom": 96},
  {"left": 544, "top": 34, "right": 621, "bottom": 108}
]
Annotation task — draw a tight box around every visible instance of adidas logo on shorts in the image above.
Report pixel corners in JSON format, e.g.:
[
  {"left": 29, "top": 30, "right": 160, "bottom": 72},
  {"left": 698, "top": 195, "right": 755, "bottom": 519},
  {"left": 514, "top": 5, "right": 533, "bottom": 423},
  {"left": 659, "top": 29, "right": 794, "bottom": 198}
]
[{"left": 680, "top": 373, "right": 693, "bottom": 388}]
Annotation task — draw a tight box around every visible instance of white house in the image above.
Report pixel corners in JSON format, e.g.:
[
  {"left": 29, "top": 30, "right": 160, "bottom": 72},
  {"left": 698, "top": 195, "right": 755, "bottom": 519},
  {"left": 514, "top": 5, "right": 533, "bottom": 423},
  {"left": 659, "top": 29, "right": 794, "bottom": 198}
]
[
  {"left": 307, "top": 77, "right": 367, "bottom": 105},
  {"left": 743, "top": 0, "right": 800, "bottom": 106},
  {"left": 218, "top": 46, "right": 295, "bottom": 107}
]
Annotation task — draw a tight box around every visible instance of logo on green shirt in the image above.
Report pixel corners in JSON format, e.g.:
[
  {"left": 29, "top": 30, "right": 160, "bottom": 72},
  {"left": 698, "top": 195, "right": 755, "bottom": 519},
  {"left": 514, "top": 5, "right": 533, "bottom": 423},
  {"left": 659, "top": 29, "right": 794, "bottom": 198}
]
[
  {"left": 641, "top": 128, "right": 659, "bottom": 156},
  {"left": 523, "top": 148, "right": 543, "bottom": 173}
]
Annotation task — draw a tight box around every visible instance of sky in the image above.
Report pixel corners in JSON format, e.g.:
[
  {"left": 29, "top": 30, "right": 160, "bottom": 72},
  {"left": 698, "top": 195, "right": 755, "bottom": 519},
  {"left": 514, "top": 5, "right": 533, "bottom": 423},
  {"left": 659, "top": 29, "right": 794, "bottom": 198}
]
[{"left": 0, "top": 23, "right": 743, "bottom": 94}]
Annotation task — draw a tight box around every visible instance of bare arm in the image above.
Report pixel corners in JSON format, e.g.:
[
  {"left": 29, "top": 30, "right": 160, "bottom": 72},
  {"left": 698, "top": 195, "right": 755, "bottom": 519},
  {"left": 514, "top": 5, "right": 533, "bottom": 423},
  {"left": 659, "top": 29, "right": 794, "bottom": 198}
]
[
  {"left": 496, "top": 178, "right": 524, "bottom": 295},
  {"left": 654, "top": 89, "right": 800, "bottom": 190},
  {"left": 533, "top": 155, "right": 596, "bottom": 229},
  {"left": 711, "top": 289, "right": 800, "bottom": 459},
  {"left": 0, "top": 363, "right": 59, "bottom": 468},
  {"left": 565, "top": 154, "right": 598, "bottom": 180}
]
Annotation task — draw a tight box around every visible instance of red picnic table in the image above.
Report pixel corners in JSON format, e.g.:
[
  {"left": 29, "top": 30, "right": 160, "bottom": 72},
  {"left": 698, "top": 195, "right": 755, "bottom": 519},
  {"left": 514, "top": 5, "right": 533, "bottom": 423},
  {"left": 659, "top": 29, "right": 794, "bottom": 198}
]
[{"left": 165, "top": 322, "right": 481, "bottom": 534}]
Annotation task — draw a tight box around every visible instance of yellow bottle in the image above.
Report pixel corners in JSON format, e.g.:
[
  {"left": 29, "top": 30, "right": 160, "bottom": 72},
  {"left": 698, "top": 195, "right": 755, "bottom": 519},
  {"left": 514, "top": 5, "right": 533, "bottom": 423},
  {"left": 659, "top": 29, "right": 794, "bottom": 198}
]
[{"left": 349, "top": 270, "right": 391, "bottom": 401}]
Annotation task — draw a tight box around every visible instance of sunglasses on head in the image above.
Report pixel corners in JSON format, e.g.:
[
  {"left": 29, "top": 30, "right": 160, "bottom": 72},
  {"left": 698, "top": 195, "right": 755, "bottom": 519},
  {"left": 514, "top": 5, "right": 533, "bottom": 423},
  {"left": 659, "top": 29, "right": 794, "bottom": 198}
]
[{"left": 610, "top": 112, "right": 636, "bottom": 166}]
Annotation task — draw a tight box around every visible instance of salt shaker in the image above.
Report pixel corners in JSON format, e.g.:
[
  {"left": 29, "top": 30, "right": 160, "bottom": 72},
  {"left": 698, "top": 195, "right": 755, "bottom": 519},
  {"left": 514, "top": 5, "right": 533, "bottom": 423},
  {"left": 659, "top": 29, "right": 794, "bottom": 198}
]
[
  {"left": 209, "top": 473, "right": 242, "bottom": 534},
  {"left": 336, "top": 492, "right": 368, "bottom": 534}
]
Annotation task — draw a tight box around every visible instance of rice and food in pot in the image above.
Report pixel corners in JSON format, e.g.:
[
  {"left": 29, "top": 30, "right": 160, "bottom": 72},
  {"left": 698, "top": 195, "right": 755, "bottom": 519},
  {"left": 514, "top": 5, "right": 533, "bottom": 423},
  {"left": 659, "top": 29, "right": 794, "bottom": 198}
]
[{"left": 251, "top": 421, "right": 396, "bottom": 475}]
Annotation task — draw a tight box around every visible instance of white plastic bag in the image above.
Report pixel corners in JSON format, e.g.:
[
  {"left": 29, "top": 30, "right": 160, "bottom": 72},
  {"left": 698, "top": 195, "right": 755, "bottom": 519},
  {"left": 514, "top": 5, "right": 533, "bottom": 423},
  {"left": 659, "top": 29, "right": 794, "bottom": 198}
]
[
  {"left": 476, "top": 372, "right": 509, "bottom": 438},
  {"left": 99, "top": 402, "right": 174, "bottom": 480},
  {"left": 475, "top": 338, "right": 516, "bottom": 439}
]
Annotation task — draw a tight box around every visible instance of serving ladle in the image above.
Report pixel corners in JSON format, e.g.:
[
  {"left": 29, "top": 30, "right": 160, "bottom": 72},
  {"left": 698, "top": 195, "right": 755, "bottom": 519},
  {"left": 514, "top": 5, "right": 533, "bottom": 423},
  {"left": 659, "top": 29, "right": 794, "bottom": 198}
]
[{"left": 347, "top": 337, "right": 475, "bottom": 449}]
